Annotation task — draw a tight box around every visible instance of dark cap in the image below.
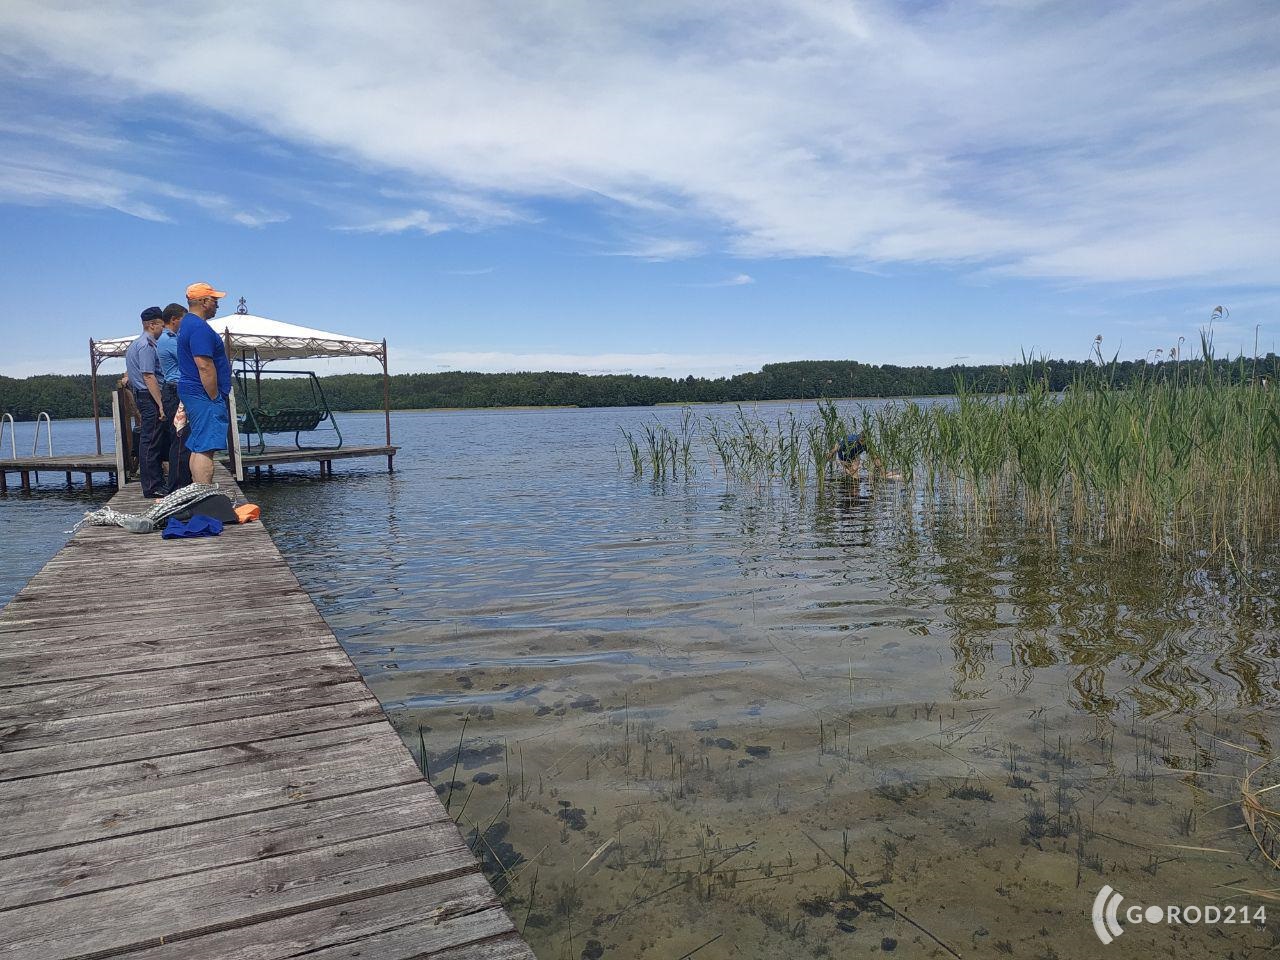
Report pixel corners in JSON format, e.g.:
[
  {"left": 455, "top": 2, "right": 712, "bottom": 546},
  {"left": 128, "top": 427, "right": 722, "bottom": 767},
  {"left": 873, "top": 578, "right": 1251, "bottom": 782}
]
[{"left": 140, "top": 306, "right": 163, "bottom": 323}]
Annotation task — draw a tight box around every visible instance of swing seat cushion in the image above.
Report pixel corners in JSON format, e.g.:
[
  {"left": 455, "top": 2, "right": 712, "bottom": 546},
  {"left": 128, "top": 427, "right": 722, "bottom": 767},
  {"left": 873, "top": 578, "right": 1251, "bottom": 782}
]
[{"left": 246, "top": 407, "right": 325, "bottom": 433}]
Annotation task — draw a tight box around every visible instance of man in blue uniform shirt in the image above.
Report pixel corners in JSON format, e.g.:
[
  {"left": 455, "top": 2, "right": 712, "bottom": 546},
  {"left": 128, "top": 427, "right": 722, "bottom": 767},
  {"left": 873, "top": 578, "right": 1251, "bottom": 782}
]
[
  {"left": 124, "top": 306, "right": 167, "bottom": 497},
  {"left": 176, "top": 282, "right": 231, "bottom": 485},
  {"left": 157, "top": 302, "right": 190, "bottom": 492}
]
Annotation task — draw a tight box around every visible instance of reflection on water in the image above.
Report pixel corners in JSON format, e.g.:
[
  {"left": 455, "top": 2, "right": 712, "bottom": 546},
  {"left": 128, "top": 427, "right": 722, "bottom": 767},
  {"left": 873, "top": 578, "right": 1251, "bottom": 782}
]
[{"left": 8, "top": 406, "right": 1279, "bottom": 957}]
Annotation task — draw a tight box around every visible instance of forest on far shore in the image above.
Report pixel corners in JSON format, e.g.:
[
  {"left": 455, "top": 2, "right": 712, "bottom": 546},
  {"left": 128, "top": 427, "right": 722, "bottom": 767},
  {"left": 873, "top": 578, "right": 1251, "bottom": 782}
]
[{"left": 1, "top": 355, "right": 1273, "bottom": 421}]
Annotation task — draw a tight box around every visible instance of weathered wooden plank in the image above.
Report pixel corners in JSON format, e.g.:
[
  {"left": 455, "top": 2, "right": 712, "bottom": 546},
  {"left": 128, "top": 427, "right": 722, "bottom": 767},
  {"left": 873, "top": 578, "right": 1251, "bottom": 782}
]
[
  {"left": 4, "top": 579, "right": 306, "bottom": 608},
  {"left": 240, "top": 444, "right": 398, "bottom": 466},
  {"left": 0, "top": 822, "right": 480, "bottom": 960},
  {"left": 8, "top": 548, "right": 292, "bottom": 576},
  {"left": 0, "top": 722, "right": 394, "bottom": 811},
  {"left": 0, "top": 649, "right": 359, "bottom": 717},
  {"left": 424, "top": 934, "right": 538, "bottom": 960},
  {"left": 118, "top": 873, "right": 522, "bottom": 960},
  {"left": 0, "top": 597, "right": 326, "bottom": 633},
  {"left": 0, "top": 611, "right": 329, "bottom": 649},
  {"left": 1, "top": 678, "right": 373, "bottom": 753},
  {"left": 0, "top": 456, "right": 115, "bottom": 470},
  {"left": 0, "top": 782, "right": 450, "bottom": 911},
  {"left": 7, "top": 570, "right": 305, "bottom": 601},
  {"left": 0, "top": 610, "right": 330, "bottom": 651},
  {"left": 0, "top": 632, "right": 340, "bottom": 688},
  {"left": 0, "top": 725, "right": 417, "bottom": 857},
  {"left": 0, "top": 697, "right": 387, "bottom": 782}
]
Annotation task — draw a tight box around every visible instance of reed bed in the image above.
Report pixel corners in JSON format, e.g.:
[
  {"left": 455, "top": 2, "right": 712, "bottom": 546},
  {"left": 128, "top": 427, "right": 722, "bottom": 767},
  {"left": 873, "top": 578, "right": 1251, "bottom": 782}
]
[{"left": 620, "top": 346, "right": 1280, "bottom": 553}]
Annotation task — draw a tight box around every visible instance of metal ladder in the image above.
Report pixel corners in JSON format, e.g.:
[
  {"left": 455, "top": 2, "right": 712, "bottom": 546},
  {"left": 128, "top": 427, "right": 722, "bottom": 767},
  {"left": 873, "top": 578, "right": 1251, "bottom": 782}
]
[
  {"left": 33, "top": 412, "right": 54, "bottom": 482},
  {"left": 33, "top": 412, "right": 52, "bottom": 456},
  {"left": 0, "top": 412, "right": 14, "bottom": 459}
]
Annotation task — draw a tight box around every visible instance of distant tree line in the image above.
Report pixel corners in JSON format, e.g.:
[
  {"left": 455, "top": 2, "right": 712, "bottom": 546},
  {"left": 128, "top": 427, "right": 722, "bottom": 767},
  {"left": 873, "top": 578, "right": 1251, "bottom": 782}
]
[{"left": 1, "top": 356, "right": 1274, "bottom": 421}]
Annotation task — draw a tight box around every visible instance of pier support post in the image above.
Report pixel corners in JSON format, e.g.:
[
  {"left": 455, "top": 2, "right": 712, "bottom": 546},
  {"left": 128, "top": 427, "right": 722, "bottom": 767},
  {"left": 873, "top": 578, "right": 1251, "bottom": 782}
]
[
  {"left": 380, "top": 339, "right": 393, "bottom": 474},
  {"left": 111, "top": 392, "right": 126, "bottom": 490}
]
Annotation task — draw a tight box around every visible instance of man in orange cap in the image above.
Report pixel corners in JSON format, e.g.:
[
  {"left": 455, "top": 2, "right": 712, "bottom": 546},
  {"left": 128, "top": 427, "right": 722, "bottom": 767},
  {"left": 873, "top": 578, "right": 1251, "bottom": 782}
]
[{"left": 176, "top": 282, "right": 231, "bottom": 484}]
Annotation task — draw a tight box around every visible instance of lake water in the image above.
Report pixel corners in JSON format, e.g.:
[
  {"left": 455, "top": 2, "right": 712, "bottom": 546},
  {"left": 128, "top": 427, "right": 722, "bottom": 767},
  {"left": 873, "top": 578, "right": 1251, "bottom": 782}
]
[{"left": 3, "top": 405, "right": 1279, "bottom": 959}]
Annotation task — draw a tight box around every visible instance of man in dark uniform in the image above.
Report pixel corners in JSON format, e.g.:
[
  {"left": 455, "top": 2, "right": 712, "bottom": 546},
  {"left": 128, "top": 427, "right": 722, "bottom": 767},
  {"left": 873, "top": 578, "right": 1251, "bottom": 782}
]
[
  {"left": 124, "top": 306, "right": 167, "bottom": 497},
  {"left": 156, "top": 303, "right": 191, "bottom": 492}
]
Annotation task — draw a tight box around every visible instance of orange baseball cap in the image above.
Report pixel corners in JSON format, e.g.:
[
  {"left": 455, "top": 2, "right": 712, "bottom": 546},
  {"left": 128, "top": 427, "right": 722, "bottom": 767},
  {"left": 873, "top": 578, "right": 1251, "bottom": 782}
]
[{"left": 186, "top": 282, "right": 226, "bottom": 299}]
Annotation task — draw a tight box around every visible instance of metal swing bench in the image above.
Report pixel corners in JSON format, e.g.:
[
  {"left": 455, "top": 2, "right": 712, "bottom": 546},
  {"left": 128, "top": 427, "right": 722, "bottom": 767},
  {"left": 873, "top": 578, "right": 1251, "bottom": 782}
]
[{"left": 236, "top": 369, "right": 343, "bottom": 454}]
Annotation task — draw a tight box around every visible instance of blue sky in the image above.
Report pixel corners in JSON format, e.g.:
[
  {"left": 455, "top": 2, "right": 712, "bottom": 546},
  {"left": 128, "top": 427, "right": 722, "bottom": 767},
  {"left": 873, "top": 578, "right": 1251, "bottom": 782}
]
[{"left": 1, "top": 1, "right": 1278, "bottom": 378}]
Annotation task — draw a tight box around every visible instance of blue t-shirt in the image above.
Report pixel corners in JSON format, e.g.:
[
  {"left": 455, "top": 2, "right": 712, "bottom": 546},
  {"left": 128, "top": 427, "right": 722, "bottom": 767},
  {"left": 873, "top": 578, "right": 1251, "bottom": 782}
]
[
  {"left": 177, "top": 312, "right": 231, "bottom": 397},
  {"left": 124, "top": 332, "right": 161, "bottom": 392},
  {"left": 156, "top": 329, "right": 181, "bottom": 384}
]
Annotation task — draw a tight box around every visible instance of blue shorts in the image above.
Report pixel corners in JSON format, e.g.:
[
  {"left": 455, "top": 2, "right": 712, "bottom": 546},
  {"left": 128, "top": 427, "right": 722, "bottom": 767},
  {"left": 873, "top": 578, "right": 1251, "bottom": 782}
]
[{"left": 180, "top": 390, "right": 229, "bottom": 453}]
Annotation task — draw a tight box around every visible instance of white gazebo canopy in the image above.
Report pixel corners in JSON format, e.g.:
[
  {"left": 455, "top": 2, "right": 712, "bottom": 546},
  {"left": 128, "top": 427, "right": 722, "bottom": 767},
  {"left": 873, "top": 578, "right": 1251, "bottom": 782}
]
[
  {"left": 92, "top": 313, "right": 384, "bottom": 363},
  {"left": 86, "top": 308, "right": 393, "bottom": 459}
]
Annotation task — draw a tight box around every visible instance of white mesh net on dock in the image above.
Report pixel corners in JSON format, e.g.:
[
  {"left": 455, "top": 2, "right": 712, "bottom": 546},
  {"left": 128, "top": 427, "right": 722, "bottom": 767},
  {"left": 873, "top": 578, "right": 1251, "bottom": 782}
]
[{"left": 73, "top": 482, "right": 223, "bottom": 534}]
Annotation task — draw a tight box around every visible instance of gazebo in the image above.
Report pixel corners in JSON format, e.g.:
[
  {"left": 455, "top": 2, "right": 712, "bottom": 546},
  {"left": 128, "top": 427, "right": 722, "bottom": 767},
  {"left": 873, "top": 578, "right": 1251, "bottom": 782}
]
[{"left": 89, "top": 302, "right": 396, "bottom": 479}]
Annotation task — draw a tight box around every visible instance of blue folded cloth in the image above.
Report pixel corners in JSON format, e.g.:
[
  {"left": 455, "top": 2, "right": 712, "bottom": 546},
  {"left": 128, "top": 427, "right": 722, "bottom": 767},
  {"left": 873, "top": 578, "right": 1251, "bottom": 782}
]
[{"left": 162, "top": 515, "right": 224, "bottom": 539}]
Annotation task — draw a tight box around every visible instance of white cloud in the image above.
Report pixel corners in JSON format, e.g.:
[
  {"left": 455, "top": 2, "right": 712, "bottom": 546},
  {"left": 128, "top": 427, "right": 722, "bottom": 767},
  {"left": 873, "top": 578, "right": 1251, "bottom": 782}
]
[
  {"left": 428, "top": 191, "right": 530, "bottom": 226},
  {"left": 0, "top": 154, "right": 170, "bottom": 221},
  {"left": 611, "top": 237, "right": 704, "bottom": 261},
  {"left": 0, "top": 151, "right": 289, "bottom": 226},
  {"left": 337, "top": 209, "right": 451, "bottom": 235},
  {"left": 0, "top": 1, "right": 1277, "bottom": 283},
  {"left": 682, "top": 273, "right": 754, "bottom": 287}
]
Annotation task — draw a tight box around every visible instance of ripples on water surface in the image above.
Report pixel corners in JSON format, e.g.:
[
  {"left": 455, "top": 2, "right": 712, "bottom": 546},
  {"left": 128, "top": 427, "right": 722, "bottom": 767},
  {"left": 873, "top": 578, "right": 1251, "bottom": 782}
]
[{"left": 6, "top": 406, "right": 1280, "bottom": 958}]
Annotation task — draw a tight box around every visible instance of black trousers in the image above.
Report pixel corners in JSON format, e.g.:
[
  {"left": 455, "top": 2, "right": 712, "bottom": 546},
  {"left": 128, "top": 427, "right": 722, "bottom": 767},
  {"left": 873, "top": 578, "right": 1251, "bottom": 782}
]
[
  {"left": 161, "top": 383, "right": 190, "bottom": 493},
  {"left": 134, "top": 389, "right": 166, "bottom": 497}
]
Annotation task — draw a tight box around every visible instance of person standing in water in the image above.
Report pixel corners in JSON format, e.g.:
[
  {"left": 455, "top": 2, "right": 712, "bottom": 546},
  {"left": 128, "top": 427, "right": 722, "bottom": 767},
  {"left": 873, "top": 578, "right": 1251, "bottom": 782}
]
[{"left": 831, "top": 432, "right": 895, "bottom": 479}]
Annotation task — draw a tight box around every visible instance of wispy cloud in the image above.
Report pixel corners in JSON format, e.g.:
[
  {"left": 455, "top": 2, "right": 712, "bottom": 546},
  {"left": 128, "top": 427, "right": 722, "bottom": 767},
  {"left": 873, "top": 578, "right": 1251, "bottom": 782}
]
[
  {"left": 0, "top": 1, "right": 1277, "bottom": 283},
  {"left": 610, "top": 237, "right": 704, "bottom": 261},
  {"left": 0, "top": 154, "right": 170, "bottom": 221},
  {"left": 0, "top": 150, "right": 288, "bottom": 227},
  {"left": 685, "top": 273, "right": 754, "bottom": 287},
  {"left": 337, "top": 209, "right": 451, "bottom": 235},
  {"left": 428, "top": 191, "right": 530, "bottom": 226}
]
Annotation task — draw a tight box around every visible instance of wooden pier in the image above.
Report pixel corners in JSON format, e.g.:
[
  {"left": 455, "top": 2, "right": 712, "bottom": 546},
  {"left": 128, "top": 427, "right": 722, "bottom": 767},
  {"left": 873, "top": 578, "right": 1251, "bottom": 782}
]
[
  {"left": 0, "top": 469, "right": 532, "bottom": 959},
  {"left": 239, "top": 443, "right": 399, "bottom": 479},
  {"left": 1, "top": 444, "right": 399, "bottom": 491},
  {"left": 0, "top": 453, "right": 117, "bottom": 492}
]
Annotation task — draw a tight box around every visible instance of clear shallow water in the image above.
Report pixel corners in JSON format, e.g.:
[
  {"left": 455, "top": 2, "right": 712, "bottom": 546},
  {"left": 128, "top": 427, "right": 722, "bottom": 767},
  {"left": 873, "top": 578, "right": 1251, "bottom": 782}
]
[
  {"left": 5, "top": 404, "right": 1280, "bottom": 959},
  {"left": 0, "top": 418, "right": 116, "bottom": 604}
]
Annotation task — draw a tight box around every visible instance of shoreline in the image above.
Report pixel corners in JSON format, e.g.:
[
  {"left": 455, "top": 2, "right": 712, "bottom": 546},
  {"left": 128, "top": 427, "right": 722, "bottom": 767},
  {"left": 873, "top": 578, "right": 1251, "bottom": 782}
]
[{"left": 350, "top": 395, "right": 957, "bottom": 414}]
